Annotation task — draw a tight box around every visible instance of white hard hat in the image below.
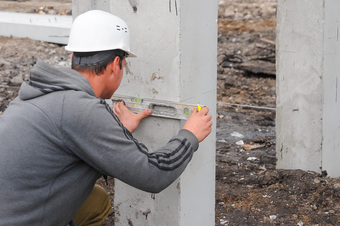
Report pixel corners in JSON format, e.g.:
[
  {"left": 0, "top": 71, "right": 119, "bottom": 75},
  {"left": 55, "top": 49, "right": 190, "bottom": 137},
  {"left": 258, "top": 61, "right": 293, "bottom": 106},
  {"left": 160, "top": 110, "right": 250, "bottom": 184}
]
[{"left": 65, "top": 10, "right": 136, "bottom": 57}]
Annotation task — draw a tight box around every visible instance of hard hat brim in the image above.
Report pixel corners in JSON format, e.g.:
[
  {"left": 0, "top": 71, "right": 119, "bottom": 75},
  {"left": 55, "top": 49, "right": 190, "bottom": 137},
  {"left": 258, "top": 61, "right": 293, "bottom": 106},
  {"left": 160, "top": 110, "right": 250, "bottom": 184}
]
[{"left": 125, "top": 50, "right": 136, "bottom": 58}]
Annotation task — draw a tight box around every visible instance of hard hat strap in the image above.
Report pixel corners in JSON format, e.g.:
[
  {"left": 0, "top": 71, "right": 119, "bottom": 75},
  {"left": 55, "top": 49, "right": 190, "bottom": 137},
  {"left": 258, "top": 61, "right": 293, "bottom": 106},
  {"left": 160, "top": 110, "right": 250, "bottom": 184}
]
[
  {"left": 73, "top": 51, "right": 113, "bottom": 66},
  {"left": 73, "top": 50, "right": 125, "bottom": 66}
]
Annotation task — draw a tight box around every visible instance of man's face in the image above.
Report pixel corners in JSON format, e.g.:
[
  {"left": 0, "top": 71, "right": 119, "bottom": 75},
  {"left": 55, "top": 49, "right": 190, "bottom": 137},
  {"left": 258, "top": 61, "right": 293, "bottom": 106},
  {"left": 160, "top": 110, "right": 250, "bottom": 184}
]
[
  {"left": 114, "top": 58, "right": 126, "bottom": 91},
  {"left": 103, "top": 57, "right": 126, "bottom": 99}
]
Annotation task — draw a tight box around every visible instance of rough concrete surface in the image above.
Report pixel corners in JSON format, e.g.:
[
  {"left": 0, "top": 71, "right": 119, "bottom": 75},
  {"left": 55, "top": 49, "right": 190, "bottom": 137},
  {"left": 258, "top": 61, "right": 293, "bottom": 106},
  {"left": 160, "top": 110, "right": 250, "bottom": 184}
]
[{"left": 1, "top": 0, "right": 340, "bottom": 225}]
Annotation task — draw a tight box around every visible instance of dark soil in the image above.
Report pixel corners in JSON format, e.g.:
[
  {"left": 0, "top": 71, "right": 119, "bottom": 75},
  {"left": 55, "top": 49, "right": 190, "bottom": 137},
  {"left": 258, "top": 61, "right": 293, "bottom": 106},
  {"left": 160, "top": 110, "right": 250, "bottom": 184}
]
[{"left": 1, "top": 0, "right": 340, "bottom": 225}]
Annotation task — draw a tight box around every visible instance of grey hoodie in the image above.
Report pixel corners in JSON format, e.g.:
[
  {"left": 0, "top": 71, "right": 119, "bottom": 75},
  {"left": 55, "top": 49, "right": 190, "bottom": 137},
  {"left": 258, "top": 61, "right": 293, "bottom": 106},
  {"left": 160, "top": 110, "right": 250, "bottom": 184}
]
[{"left": 0, "top": 60, "right": 199, "bottom": 225}]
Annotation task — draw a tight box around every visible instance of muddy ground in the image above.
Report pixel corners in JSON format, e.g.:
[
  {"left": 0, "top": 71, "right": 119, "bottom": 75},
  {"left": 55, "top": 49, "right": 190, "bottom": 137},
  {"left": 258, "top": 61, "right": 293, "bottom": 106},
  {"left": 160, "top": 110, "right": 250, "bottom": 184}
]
[{"left": 1, "top": 0, "right": 340, "bottom": 225}]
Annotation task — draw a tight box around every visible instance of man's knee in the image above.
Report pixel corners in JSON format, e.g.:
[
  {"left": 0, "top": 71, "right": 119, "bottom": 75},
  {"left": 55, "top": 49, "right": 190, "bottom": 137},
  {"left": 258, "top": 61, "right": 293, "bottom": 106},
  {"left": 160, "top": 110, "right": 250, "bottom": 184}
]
[
  {"left": 74, "top": 185, "right": 111, "bottom": 226},
  {"left": 92, "top": 184, "right": 111, "bottom": 209}
]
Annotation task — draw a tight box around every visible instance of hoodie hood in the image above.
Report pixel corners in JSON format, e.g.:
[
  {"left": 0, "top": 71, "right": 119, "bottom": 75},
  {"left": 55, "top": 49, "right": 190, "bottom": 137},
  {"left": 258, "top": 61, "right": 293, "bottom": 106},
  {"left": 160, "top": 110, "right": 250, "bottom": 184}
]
[{"left": 19, "top": 60, "right": 95, "bottom": 100}]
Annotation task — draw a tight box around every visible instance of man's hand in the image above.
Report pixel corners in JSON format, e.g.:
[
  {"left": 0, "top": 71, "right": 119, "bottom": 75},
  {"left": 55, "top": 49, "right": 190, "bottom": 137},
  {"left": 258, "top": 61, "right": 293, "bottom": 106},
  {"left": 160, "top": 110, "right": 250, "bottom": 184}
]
[
  {"left": 183, "top": 107, "right": 212, "bottom": 142},
  {"left": 113, "top": 101, "right": 152, "bottom": 133}
]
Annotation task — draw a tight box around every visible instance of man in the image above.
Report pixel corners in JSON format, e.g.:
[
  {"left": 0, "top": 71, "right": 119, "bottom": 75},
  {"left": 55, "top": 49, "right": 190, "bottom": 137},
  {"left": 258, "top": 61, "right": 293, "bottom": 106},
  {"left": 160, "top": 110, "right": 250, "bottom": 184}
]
[{"left": 0, "top": 10, "right": 212, "bottom": 225}]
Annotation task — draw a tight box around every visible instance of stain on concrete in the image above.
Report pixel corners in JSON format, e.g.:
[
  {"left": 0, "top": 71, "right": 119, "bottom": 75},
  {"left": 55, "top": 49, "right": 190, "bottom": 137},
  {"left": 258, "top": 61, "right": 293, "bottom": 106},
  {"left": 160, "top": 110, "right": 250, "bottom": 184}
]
[
  {"left": 152, "top": 88, "right": 159, "bottom": 94},
  {"left": 125, "top": 62, "right": 133, "bottom": 76},
  {"left": 142, "top": 209, "right": 151, "bottom": 219},
  {"left": 150, "top": 72, "right": 164, "bottom": 81},
  {"left": 127, "top": 218, "right": 134, "bottom": 226},
  {"left": 169, "top": 0, "right": 178, "bottom": 16},
  {"left": 128, "top": 0, "right": 138, "bottom": 12}
]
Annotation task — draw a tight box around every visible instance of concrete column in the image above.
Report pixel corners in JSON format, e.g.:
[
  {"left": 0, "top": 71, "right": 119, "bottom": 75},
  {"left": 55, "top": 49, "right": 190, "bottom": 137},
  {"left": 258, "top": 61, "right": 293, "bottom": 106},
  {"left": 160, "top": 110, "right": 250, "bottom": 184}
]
[
  {"left": 276, "top": 0, "right": 340, "bottom": 177},
  {"left": 108, "top": 0, "right": 217, "bottom": 225}
]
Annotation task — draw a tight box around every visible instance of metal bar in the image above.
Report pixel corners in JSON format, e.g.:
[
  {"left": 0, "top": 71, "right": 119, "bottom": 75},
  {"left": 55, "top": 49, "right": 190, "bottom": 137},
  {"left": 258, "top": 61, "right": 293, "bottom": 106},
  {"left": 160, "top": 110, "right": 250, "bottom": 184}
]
[{"left": 217, "top": 101, "right": 276, "bottom": 111}]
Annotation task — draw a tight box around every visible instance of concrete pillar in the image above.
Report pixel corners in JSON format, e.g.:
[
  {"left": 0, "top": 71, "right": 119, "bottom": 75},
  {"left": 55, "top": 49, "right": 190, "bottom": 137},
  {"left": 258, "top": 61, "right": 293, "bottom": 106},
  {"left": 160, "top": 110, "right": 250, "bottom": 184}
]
[
  {"left": 276, "top": 0, "right": 340, "bottom": 177},
  {"left": 109, "top": 1, "right": 217, "bottom": 225}
]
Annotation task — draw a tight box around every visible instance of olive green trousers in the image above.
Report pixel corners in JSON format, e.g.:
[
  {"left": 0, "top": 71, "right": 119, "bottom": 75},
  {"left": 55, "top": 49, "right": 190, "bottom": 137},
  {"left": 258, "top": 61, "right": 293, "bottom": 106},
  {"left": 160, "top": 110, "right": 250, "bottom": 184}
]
[{"left": 74, "top": 185, "right": 111, "bottom": 226}]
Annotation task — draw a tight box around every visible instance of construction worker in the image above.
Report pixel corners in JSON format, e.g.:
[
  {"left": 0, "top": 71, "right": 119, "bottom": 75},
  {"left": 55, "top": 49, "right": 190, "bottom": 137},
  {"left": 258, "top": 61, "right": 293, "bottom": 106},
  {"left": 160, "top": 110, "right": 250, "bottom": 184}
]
[{"left": 0, "top": 10, "right": 212, "bottom": 225}]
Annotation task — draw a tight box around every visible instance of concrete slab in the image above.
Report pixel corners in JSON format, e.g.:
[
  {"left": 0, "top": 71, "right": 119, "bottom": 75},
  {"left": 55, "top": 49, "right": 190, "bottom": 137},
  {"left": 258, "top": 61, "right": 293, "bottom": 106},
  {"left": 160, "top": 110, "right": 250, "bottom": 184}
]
[{"left": 0, "top": 11, "right": 72, "bottom": 44}]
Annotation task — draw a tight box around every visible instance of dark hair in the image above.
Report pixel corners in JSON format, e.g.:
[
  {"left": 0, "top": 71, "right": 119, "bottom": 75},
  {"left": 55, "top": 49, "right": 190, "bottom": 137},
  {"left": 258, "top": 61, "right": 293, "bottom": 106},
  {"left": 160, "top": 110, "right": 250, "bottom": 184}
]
[{"left": 72, "top": 49, "right": 126, "bottom": 75}]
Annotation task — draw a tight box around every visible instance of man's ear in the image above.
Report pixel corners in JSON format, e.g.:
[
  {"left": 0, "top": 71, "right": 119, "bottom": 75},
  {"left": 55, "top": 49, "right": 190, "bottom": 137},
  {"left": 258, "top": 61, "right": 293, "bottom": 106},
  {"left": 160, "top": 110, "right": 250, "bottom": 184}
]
[{"left": 111, "top": 56, "right": 121, "bottom": 74}]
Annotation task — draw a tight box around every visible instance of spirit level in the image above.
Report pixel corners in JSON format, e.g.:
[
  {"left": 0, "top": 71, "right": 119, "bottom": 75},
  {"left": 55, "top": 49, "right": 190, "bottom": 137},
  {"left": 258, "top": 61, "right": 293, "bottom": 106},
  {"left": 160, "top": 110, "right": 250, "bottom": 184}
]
[{"left": 111, "top": 95, "right": 200, "bottom": 120}]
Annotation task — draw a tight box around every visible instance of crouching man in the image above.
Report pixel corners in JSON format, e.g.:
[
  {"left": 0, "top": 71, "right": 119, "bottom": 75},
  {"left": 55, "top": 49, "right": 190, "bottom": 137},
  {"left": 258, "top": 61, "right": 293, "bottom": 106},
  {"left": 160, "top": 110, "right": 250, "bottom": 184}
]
[{"left": 0, "top": 10, "right": 212, "bottom": 225}]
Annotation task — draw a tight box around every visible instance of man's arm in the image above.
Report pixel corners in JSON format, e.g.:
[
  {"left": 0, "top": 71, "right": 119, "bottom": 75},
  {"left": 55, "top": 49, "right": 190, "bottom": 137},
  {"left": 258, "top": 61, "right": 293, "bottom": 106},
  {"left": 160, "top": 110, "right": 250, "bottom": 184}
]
[
  {"left": 62, "top": 95, "right": 211, "bottom": 193},
  {"left": 114, "top": 100, "right": 212, "bottom": 142}
]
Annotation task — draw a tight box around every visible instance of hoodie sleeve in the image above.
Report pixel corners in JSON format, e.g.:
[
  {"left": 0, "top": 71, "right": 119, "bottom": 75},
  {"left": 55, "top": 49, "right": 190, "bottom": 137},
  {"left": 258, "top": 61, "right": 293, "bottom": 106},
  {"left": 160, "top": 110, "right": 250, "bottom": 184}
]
[{"left": 61, "top": 93, "right": 199, "bottom": 193}]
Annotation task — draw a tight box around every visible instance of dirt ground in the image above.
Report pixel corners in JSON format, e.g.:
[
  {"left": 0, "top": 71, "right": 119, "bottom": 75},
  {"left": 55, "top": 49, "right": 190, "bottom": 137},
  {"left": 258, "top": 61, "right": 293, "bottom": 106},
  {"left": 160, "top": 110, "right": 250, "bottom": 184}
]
[{"left": 1, "top": 0, "right": 340, "bottom": 225}]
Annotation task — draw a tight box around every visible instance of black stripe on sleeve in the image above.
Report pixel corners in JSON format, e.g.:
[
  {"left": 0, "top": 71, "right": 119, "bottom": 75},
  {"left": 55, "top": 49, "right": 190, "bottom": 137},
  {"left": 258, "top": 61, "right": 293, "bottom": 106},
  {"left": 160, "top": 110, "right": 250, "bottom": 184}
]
[{"left": 100, "top": 99, "right": 193, "bottom": 171}]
